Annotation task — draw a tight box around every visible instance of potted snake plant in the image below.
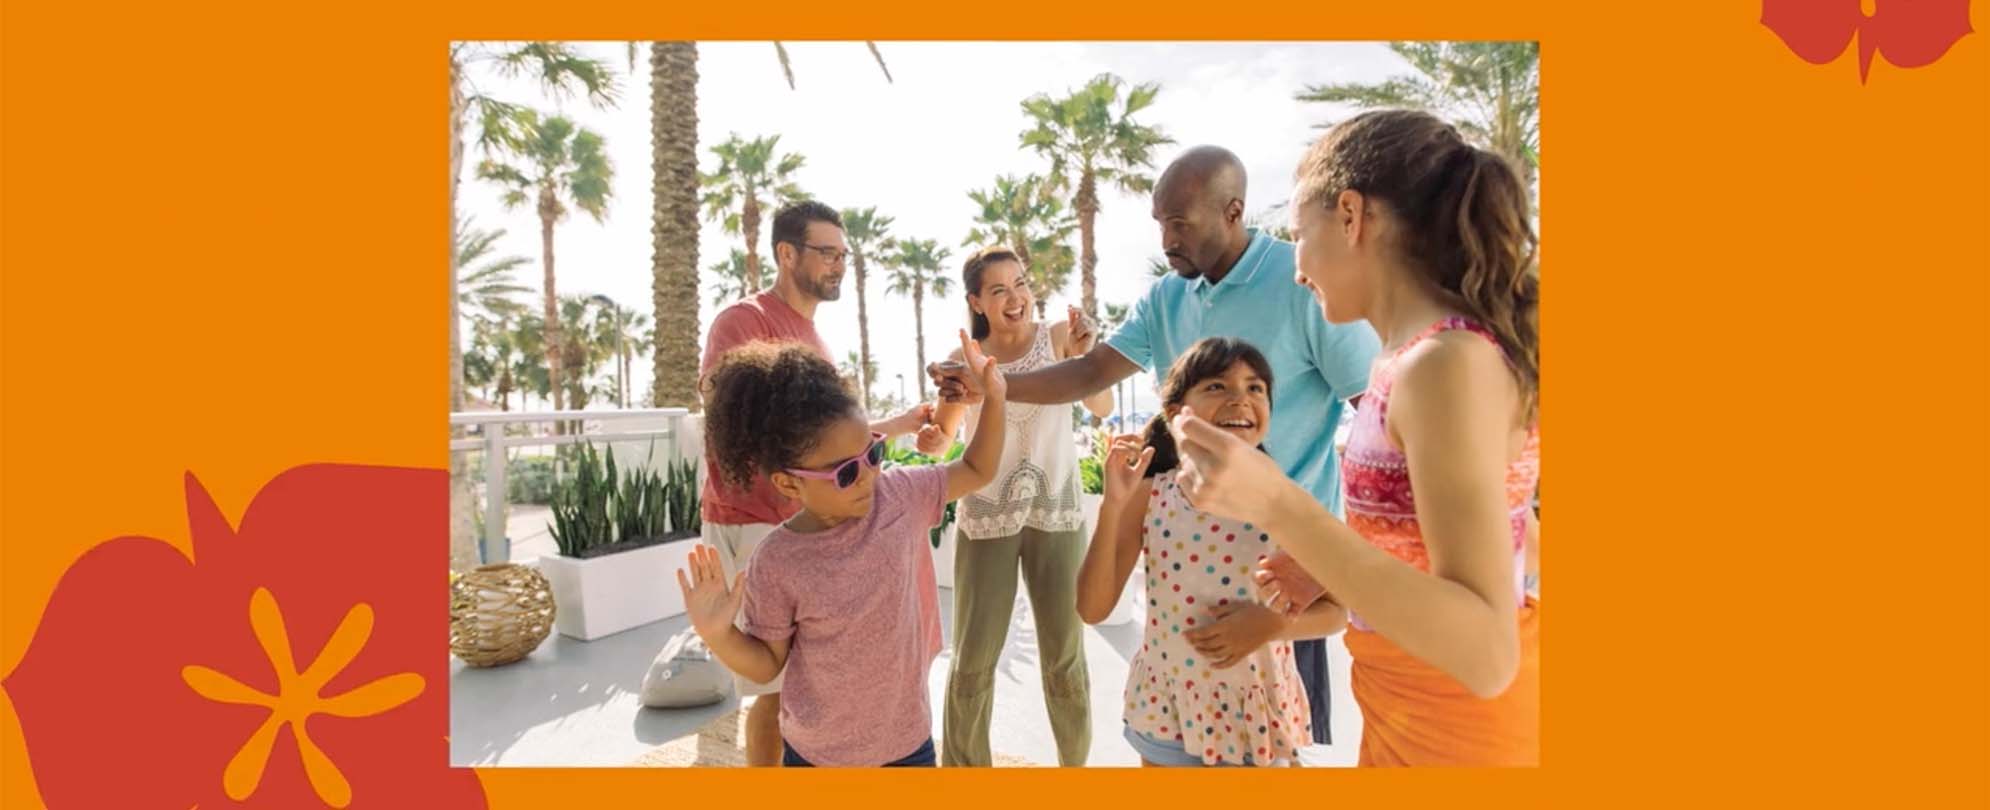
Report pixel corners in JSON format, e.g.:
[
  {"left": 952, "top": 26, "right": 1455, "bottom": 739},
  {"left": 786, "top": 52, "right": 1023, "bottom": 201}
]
[{"left": 535, "top": 442, "right": 704, "bottom": 640}]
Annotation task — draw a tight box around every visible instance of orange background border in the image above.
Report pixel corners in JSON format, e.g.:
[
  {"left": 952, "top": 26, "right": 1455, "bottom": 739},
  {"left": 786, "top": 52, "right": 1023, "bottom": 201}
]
[{"left": 4, "top": 1, "right": 1986, "bottom": 807}]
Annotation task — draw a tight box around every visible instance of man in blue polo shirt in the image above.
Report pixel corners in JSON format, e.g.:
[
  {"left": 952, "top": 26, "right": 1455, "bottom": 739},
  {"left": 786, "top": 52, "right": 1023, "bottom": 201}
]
[{"left": 929, "top": 145, "right": 1379, "bottom": 751}]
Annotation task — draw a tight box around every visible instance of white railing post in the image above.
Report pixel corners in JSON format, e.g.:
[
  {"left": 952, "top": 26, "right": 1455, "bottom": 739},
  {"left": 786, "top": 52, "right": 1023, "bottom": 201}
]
[{"left": 482, "top": 426, "right": 508, "bottom": 564}]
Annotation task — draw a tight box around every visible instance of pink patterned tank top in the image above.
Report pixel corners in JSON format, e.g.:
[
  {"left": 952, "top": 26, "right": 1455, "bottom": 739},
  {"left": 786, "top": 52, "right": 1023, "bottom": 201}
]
[{"left": 1341, "top": 317, "right": 1539, "bottom": 630}]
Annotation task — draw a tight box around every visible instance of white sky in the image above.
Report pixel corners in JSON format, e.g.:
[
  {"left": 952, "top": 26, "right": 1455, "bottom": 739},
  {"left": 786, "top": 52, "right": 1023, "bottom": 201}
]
[{"left": 455, "top": 41, "right": 1413, "bottom": 419}]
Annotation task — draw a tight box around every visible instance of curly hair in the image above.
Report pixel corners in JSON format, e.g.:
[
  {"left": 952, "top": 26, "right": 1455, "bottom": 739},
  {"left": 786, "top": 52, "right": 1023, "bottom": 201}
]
[{"left": 703, "top": 341, "right": 859, "bottom": 490}]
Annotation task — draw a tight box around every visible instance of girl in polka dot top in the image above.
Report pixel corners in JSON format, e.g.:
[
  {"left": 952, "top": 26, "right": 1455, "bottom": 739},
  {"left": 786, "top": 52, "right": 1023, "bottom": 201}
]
[{"left": 1075, "top": 338, "right": 1347, "bottom": 767}]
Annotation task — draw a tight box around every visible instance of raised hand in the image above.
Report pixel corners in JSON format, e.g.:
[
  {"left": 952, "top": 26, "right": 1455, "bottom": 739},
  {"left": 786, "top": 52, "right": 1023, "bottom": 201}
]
[
  {"left": 1066, "top": 305, "right": 1097, "bottom": 355},
  {"left": 1169, "top": 405, "right": 1290, "bottom": 521},
  {"left": 914, "top": 421, "right": 951, "bottom": 456},
  {"left": 888, "top": 401, "right": 934, "bottom": 438},
  {"left": 1101, "top": 433, "right": 1155, "bottom": 506},
  {"left": 961, "top": 329, "right": 1006, "bottom": 402},
  {"left": 926, "top": 356, "right": 982, "bottom": 405},
  {"left": 674, "top": 545, "right": 745, "bottom": 642}
]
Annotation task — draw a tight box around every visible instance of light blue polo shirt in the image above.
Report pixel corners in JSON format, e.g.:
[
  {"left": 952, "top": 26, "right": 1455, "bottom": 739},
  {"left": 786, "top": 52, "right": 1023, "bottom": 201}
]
[{"left": 1105, "top": 229, "right": 1380, "bottom": 512}]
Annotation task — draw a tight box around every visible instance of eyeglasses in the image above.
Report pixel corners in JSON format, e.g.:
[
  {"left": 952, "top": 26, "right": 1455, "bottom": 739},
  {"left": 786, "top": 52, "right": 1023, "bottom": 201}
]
[
  {"left": 783, "top": 433, "right": 886, "bottom": 489},
  {"left": 794, "top": 242, "right": 849, "bottom": 266}
]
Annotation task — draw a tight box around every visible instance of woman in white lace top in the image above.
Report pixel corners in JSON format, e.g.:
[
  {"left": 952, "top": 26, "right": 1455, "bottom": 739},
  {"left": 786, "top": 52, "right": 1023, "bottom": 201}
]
[{"left": 925, "top": 246, "right": 1113, "bottom": 766}]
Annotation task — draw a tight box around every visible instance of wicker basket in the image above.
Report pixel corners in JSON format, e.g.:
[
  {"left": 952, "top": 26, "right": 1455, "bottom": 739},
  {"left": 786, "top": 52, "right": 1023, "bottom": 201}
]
[{"left": 450, "top": 563, "right": 555, "bottom": 667}]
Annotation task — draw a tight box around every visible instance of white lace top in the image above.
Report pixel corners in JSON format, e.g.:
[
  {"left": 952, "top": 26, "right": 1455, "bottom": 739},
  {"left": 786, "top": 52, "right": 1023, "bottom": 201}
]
[{"left": 957, "top": 321, "right": 1084, "bottom": 539}]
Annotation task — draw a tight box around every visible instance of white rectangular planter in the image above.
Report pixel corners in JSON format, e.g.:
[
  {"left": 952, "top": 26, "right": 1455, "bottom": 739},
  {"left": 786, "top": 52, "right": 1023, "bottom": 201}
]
[{"left": 536, "top": 536, "right": 699, "bottom": 641}]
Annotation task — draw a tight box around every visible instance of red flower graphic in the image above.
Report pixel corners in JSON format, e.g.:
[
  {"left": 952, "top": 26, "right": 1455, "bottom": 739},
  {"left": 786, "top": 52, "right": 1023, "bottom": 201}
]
[
  {"left": 3, "top": 465, "right": 484, "bottom": 809},
  {"left": 1762, "top": 0, "right": 1975, "bottom": 82}
]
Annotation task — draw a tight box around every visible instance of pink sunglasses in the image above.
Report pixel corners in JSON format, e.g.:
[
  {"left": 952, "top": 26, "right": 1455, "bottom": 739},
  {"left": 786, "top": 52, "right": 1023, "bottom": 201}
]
[{"left": 782, "top": 433, "right": 886, "bottom": 489}]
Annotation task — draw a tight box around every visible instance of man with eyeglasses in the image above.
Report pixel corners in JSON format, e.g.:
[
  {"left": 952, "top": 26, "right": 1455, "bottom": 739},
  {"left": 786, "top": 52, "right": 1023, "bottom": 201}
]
[{"left": 699, "top": 200, "right": 936, "bottom": 766}]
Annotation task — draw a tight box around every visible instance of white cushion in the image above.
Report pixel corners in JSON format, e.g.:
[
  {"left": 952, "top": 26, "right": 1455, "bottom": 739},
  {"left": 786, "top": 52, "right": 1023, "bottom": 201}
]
[{"left": 640, "top": 628, "right": 733, "bottom": 709}]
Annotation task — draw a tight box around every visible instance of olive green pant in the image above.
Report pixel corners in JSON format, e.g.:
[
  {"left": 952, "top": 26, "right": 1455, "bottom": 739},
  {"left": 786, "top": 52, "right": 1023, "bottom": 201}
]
[{"left": 942, "top": 525, "right": 1091, "bottom": 767}]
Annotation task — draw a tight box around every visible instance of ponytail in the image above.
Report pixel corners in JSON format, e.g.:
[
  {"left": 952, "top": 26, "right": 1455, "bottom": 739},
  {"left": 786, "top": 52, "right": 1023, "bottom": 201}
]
[
  {"left": 1296, "top": 109, "right": 1540, "bottom": 415},
  {"left": 1447, "top": 148, "right": 1539, "bottom": 413}
]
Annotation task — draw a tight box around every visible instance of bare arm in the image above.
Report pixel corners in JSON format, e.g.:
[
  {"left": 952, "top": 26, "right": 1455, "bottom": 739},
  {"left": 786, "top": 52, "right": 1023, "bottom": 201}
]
[
  {"left": 1008, "top": 347, "right": 1139, "bottom": 404},
  {"left": 1076, "top": 458, "right": 1151, "bottom": 624},
  {"left": 930, "top": 348, "right": 969, "bottom": 441},
  {"left": 1251, "top": 337, "right": 1524, "bottom": 697},
  {"left": 943, "top": 332, "right": 1006, "bottom": 502},
  {"left": 1278, "top": 599, "right": 1347, "bottom": 641},
  {"left": 675, "top": 545, "right": 792, "bottom": 684},
  {"left": 702, "top": 625, "right": 791, "bottom": 685},
  {"left": 932, "top": 343, "right": 1139, "bottom": 406},
  {"left": 1052, "top": 318, "right": 1116, "bottom": 419}
]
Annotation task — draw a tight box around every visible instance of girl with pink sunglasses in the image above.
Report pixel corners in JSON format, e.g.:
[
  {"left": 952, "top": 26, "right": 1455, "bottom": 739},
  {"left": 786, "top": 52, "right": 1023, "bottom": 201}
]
[{"left": 677, "top": 331, "right": 1008, "bottom": 767}]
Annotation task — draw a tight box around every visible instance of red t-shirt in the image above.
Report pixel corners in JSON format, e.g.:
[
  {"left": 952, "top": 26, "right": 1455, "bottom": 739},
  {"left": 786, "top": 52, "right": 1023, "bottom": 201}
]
[{"left": 700, "top": 291, "right": 834, "bottom": 525}]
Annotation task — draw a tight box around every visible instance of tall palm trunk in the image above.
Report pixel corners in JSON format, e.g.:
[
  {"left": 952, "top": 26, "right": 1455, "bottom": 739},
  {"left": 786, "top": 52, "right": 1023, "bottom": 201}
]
[
  {"left": 1076, "top": 169, "right": 1100, "bottom": 318},
  {"left": 742, "top": 188, "right": 763, "bottom": 292},
  {"left": 854, "top": 252, "right": 874, "bottom": 411},
  {"left": 538, "top": 192, "right": 565, "bottom": 419},
  {"left": 446, "top": 55, "right": 477, "bottom": 571},
  {"left": 649, "top": 42, "right": 703, "bottom": 410},
  {"left": 912, "top": 282, "right": 928, "bottom": 400}
]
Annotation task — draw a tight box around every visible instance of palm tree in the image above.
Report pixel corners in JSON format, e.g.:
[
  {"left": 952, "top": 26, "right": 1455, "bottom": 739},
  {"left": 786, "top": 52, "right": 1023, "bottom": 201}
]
[
  {"left": 840, "top": 206, "right": 893, "bottom": 411},
  {"left": 476, "top": 110, "right": 615, "bottom": 417},
  {"left": 1020, "top": 73, "right": 1173, "bottom": 319},
  {"left": 456, "top": 217, "right": 532, "bottom": 324},
  {"left": 838, "top": 350, "right": 879, "bottom": 399},
  {"left": 646, "top": 42, "right": 703, "bottom": 410},
  {"left": 880, "top": 238, "right": 954, "bottom": 400},
  {"left": 449, "top": 43, "right": 617, "bottom": 418},
  {"left": 464, "top": 326, "right": 499, "bottom": 404},
  {"left": 450, "top": 43, "right": 617, "bottom": 570},
  {"left": 706, "top": 249, "right": 753, "bottom": 306},
  {"left": 588, "top": 295, "right": 649, "bottom": 409},
  {"left": 962, "top": 174, "right": 1079, "bottom": 318},
  {"left": 699, "top": 134, "right": 806, "bottom": 295},
  {"left": 509, "top": 313, "right": 553, "bottom": 413},
  {"left": 1297, "top": 41, "right": 1539, "bottom": 192},
  {"left": 647, "top": 42, "right": 893, "bottom": 411},
  {"left": 556, "top": 295, "right": 616, "bottom": 413}
]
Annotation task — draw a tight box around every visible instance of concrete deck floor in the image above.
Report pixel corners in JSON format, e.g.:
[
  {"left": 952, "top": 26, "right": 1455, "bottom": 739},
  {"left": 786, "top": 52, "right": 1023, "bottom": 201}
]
[{"left": 451, "top": 562, "right": 1363, "bottom": 767}]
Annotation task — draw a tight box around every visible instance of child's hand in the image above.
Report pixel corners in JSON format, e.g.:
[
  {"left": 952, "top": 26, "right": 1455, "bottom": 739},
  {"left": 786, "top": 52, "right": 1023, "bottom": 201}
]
[
  {"left": 1253, "top": 552, "right": 1328, "bottom": 618},
  {"left": 1169, "top": 404, "right": 1291, "bottom": 521},
  {"left": 1101, "top": 433, "right": 1155, "bottom": 506},
  {"left": 961, "top": 329, "right": 1006, "bottom": 402},
  {"left": 895, "top": 401, "right": 935, "bottom": 437},
  {"left": 675, "top": 545, "right": 745, "bottom": 642},
  {"left": 913, "top": 422, "right": 951, "bottom": 456},
  {"left": 1184, "top": 601, "right": 1286, "bottom": 669}
]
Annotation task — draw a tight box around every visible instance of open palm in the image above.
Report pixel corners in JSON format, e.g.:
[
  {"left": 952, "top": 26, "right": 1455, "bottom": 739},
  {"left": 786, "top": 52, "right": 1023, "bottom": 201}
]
[{"left": 675, "top": 545, "right": 744, "bottom": 640}]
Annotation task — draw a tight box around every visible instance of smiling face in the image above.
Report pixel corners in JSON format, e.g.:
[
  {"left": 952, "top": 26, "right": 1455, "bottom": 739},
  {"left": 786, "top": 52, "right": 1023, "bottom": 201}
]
[
  {"left": 1291, "top": 193, "right": 1373, "bottom": 325},
  {"left": 967, "top": 258, "right": 1035, "bottom": 335},
  {"left": 1166, "top": 358, "right": 1272, "bottom": 447}
]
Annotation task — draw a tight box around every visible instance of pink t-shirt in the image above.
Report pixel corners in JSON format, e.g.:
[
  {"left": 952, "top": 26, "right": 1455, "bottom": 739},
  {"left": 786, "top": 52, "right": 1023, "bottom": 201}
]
[
  {"left": 699, "top": 291, "right": 833, "bottom": 526},
  {"left": 740, "top": 466, "right": 949, "bottom": 766}
]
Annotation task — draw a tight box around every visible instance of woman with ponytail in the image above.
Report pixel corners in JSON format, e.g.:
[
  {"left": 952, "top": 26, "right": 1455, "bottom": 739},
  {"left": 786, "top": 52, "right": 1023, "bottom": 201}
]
[{"left": 1165, "top": 109, "right": 1542, "bottom": 765}]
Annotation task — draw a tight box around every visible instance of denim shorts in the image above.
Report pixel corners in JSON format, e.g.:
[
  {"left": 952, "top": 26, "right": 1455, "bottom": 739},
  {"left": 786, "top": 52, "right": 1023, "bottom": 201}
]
[
  {"left": 1122, "top": 725, "right": 1275, "bottom": 767},
  {"left": 782, "top": 737, "right": 936, "bottom": 768}
]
